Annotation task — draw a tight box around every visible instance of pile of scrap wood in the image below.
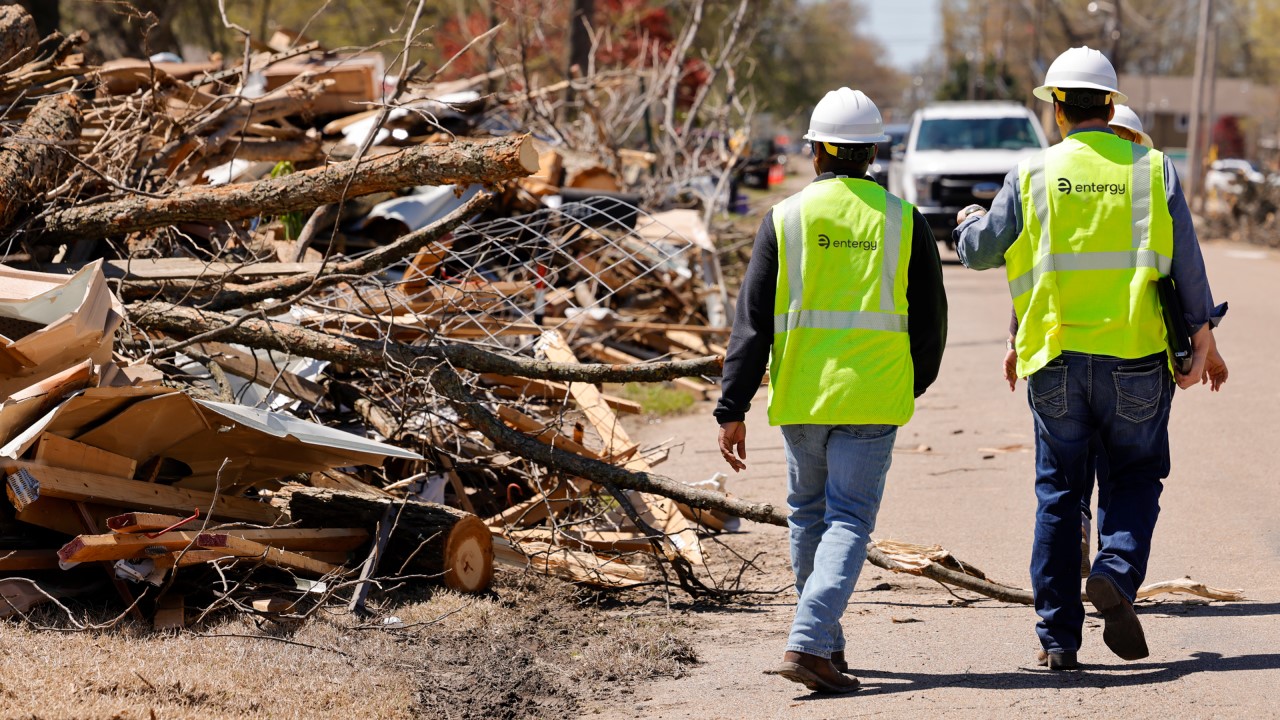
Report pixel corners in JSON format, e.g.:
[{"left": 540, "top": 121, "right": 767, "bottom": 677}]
[
  {"left": 0, "top": 261, "right": 507, "bottom": 628},
  {"left": 0, "top": 5, "right": 748, "bottom": 620}
]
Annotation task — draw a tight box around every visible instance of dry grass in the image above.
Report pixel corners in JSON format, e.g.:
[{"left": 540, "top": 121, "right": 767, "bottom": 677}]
[{"left": 0, "top": 571, "right": 697, "bottom": 720}]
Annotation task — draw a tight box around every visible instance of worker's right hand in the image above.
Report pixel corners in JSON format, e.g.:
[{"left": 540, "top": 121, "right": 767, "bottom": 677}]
[
  {"left": 718, "top": 421, "right": 747, "bottom": 473},
  {"left": 1176, "top": 324, "right": 1213, "bottom": 390},
  {"left": 1002, "top": 346, "right": 1018, "bottom": 391}
]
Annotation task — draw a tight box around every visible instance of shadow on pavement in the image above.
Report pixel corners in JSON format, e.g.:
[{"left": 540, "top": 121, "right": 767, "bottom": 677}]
[
  {"left": 786, "top": 651, "right": 1280, "bottom": 701},
  {"left": 1138, "top": 600, "right": 1280, "bottom": 619}
]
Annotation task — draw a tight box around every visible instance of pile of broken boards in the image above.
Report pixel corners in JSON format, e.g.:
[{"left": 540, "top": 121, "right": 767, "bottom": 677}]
[
  {"left": 0, "top": 262, "right": 501, "bottom": 629},
  {"left": 0, "top": 7, "right": 740, "bottom": 613}
]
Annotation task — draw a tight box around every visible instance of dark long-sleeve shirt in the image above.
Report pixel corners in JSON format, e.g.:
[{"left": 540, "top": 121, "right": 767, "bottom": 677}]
[
  {"left": 714, "top": 174, "right": 949, "bottom": 425},
  {"left": 953, "top": 127, "right": 1218, "bottom": 332}
]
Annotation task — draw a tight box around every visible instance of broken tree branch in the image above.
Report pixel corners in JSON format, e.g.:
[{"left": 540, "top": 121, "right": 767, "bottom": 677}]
[
  {"left": 128, "top": 302, "right": 724, "bottom": 382},
  {"left": 427, "top": 362, "right": 1037, "bottom": 604},
  {"left": 34, "top": 134, "right": 540, "bottom": 245}
]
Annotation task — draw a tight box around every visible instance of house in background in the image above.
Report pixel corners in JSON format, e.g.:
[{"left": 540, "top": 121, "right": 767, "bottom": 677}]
[{"left": 1118, "top": 73, "right": 1280, "bottom": 167}]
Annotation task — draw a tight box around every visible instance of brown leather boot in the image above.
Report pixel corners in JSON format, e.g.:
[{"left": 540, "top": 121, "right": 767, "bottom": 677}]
[{"left": 770, "top": 651, "right": 860, "bottom": 694}]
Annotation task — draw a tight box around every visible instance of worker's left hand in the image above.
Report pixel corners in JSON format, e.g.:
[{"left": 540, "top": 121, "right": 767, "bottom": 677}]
[{"left": 718, "top": 421, "right": 747, "bottom": 472}]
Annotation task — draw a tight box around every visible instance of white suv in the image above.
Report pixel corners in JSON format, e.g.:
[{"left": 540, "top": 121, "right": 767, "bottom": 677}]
[{"left": 889, "top": 102, "right": 1048, "bottom": 247}]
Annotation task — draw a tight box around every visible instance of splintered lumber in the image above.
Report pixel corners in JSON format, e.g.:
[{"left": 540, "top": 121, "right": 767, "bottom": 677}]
[
  {"left": 0, "top": 6, "right": 37, "bottom": 70},
  {"left": 5, "top": 462, "right": 282, "bottom": 525},
  {"left": 192, "top": 534, "right": 341, "bottom": 576},
  {"left": 37, "top": 134, "right": 539, "bottom": 245},
  {"left": 494, "top": 538, "right": 647, "bottom": 588},
  {"left": 581, "top": 343, "right": 712, "bottom": 399},
  {"left": 481, "top": 374, "right": 642, "bottom": 414},
  {"left": 59, "top": 531, "right": 227, "bottom": 563},
  {"left": 288, "top": 488, "right": 493, "bottom": 593},
  {"left": 105, "top": 514, "right": 368, "bottom": 550},
  {"left": 537, "top": 331, "right": 703, "bottom": 566},
  {"left": 35, "top": 433, "right": 138, "bottom": 479},
  {"left": 497, "top": 405, "right": 600, "bottom": 459},
  {"left": 0, "top": 93, "right": 81, "bottom": 233}
]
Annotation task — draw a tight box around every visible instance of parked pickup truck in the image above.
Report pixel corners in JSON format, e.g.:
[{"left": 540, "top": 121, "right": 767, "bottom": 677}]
[{"left": 889, "top": 102, "right": 1048, "bottom": 247}]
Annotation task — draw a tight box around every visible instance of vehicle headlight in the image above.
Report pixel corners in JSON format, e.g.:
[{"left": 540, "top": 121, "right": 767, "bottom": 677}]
[{"left": 913, "top": 174, "right": 937, "bottom": 203}]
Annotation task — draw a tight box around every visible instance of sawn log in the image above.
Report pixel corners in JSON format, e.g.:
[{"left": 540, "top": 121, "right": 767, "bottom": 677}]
[{"left": 287, "top": 487, "right": 493, "bottom": 593}]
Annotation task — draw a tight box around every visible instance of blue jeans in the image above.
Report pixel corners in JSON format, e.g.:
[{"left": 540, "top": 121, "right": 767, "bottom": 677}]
[
  {"left": 781, "top": 423, "right": 896, "bottom": 658},
  {"left": 1027, "top": 350, "right": 1172, "bottom": 653}
]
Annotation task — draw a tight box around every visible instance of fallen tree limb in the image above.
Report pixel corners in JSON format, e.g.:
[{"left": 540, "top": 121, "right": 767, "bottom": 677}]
[
  {"left": 425, "top": 362, "right": 1037, "bottom": 603},
  {"left": 127, "top": 301, "right": 724, "bottom": 381},
  {"left": 1136, "top": 578, "right": 1245, "bottom": 602},
  {"left": 36, "top": 134, "right": 539, "bottom": 245},
  {"left": 0, "top": 92, "right": 80, "bottom": 233}
]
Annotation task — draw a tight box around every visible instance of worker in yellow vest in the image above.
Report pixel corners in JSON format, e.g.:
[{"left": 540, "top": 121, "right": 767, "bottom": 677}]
[
  {"left": 715, "top": 87, "right": 947, "bottom": 693},
  {"left": 955, "top": 47, "right": 1227, "bottom": 671}
]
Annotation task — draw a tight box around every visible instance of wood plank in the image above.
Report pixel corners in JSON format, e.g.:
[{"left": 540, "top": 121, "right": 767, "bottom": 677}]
[
  {"left": 483, "top": 478, "right": 585, "bottom": 529},
  {"left": 537, "top": 331, "right": 703, "bottom": 565},
  {"left": 581, "top": 343, "right": 711, "bottom": 399},
  {"left": 190, "top": 342, "right": 327, "bottom": 406},
  {"left": 542, "top": 319, "right": 731, "bottom": 335},
  {"left": 153, "top": 594, "right": 185, "bottom": 631},
  {"left": 480, "top": 374, "right": 642, "bottom": 414},
  {"left": 106, "top": 511, "right": 191, "bottom": 533},
  {"left": 6, "top": 462, "right": 282, "bottom": 525},
  {"left": 45, "top": 259, "right": 323, "bottom": 281},
  {"left": 493, "top": 537, "right": 647, "bottom": 587},
  {"left": 497, "top": 406, "right": 600, "bottom": 459},
  {"left": 195, "top": 535, "right": 342, "bottom": 576},
  {"left": 0, "top": 549, "right": 60, "bottom": 571},
  {"left": 34, "top": 433, "right": 138, "bottom": 479}
]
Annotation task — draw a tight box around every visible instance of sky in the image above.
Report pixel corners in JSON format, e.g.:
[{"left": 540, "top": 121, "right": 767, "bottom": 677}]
[{"left": 863, "top": 0, "right": 943, "bottom": 70}]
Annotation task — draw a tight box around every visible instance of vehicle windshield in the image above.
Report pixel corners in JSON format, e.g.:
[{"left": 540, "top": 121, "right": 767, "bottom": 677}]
[{"left": 915, "top": 117, "right": 1040, "bottom": 151}]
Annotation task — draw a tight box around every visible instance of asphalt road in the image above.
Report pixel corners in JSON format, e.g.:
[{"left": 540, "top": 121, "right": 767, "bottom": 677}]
[{"left": 594, "top": 240, "right": 1280, "bottom": 719}]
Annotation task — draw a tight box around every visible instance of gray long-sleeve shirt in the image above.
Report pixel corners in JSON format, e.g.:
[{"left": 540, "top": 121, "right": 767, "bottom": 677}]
[
  {"left": 953, "top": 127, "right": 1217, "bottom": 332},
  {"left": 714, "top": 173, "right": 948, "bottom": 425}
]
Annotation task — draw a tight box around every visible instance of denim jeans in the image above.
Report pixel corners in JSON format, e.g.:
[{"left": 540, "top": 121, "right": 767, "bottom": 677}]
[
  {"left": 1027, "top": 350, "right": 1171, "bottom": 653},
  {"left": 781, "top": 423, "right": 897, "bottom": 658}
]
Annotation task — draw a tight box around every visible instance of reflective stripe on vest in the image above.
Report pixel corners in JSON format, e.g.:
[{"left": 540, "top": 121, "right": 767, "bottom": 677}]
[{"left": 768, "top": 178, "right": 915, "bottom": 426}]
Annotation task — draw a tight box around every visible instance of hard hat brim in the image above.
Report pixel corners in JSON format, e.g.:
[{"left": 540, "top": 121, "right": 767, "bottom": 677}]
[
  {"left": 802, "top": 129, "right": 890, "bottom": 144},
  {"left": 1033, "top": 83, "right": 1128, "bottom": 105}
]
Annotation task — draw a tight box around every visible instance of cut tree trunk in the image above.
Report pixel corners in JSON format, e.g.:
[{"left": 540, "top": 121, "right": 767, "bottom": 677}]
[
  {"left": 287, "top": 487, "right": 493, "bottom": 593},
  {"left": 36, "top": 134, "right": 540, "bottom": 245},
  {"left": 0, "top": 92, "right": 81, "bottom": 233},
  {"left": 0, "top": 6, "right": 38, "bottom": 71}
]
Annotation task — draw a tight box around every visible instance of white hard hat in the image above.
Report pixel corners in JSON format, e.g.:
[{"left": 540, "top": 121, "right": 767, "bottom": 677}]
[
  {"left": 803, "top": 87, "right": 889, "bottom": 144},
  {"left": 1110, "top": 104, "right": 1153, "bottom": 147},
  {"left": 1033, "top": 46, "right": 1128, "bottom": 105}
]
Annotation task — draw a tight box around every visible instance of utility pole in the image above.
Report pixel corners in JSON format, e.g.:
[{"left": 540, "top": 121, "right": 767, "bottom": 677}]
[
  {"left": 565, "top": 0, "right": 594, "bottom": 109},
  {"left": 1186, "top": 0, "right": 1214, "bottom": 210}
]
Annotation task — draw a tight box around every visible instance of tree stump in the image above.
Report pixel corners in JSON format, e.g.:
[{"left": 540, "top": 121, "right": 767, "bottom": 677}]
[{"left": 287, "top": 487, "right": 493, "bottom": 593}]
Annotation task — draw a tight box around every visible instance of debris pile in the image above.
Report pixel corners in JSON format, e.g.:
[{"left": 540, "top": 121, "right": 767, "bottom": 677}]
[{"left": 0, "top": 5, "right": 748, "bottom": 627}]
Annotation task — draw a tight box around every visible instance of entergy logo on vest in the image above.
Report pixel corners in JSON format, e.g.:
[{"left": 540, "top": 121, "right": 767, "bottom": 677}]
[
  {"left": 1056, "top": 177, "right": 1126, "bottom": 195},
  {"left": 816, "top": 233, "right": 877, "bottom": 251}
]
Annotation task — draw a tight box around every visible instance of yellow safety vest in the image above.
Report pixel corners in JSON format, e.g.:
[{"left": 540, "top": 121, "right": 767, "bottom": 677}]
[
  {"left": 1006, "top": 132, "right": 1174, "bottom": 377},
  {"left": 769, "top": 177, "right": 915, "bottom": 426}
]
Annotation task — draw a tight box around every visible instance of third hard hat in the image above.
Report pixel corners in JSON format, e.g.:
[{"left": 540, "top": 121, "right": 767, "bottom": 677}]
[
  {"left": 1033, "top": 46, "right": 1128, "bottom": 104},
  {"left": 803, "top": 88, "right": 888, "bottom": 144},
  {"left": 1110, "top": 104, "right": 1153, "bottom": 147}
]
